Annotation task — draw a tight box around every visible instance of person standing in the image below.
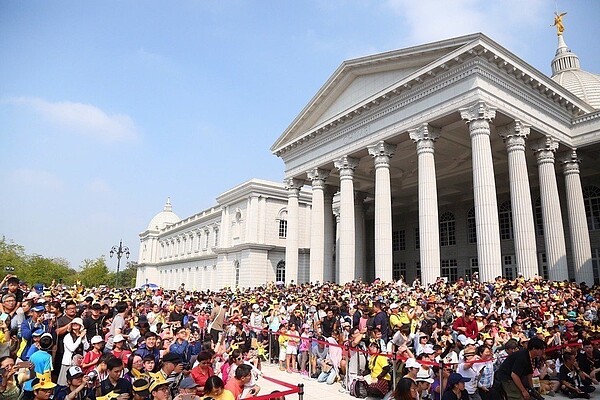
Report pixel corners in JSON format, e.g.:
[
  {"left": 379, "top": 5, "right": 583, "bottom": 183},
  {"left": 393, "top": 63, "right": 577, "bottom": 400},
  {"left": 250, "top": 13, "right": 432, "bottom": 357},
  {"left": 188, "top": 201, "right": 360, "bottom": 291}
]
[
  {"left": 208, "top": 297, "right": 225, "bottom": 344},
  {"left": 495, "top": 337, "right": 546, "bottom": 400}
]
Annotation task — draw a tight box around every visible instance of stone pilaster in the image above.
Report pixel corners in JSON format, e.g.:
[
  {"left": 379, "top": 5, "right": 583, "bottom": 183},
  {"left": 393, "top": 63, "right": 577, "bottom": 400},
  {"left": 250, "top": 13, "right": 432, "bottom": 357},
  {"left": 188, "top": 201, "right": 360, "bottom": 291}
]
[
  {"left": 560, "top": 150, "right": 594, "bottom": 285},
  {"left": 409, "top": 124, "right": 441, "bottom": 286},
  {"left": 497, "top": 121, "right": 538, "bottom": 279},
  {"left": 323, "top": 187, "right": 336, "bottom": 283},
  {"left": 334, "top": 155, "right": 359, "bottom": 284},
  {"left": 307, "top": 168, "right": 330, "bottom": 284},
  {"left": 354, "top": 191, "right": 367, "bottom": 281},
  {"left": 460, "top": 102, "right": 502, "bottom": 282},
  {"left": 367, "top": 141, "right": 397, "bottom": 282},
  {"left": 284, "top": 178, "right": 304, "bottom": 284},
  {"left": 332, "top": 191, "right": 341, "bottom": 283},
  {"left": 531, "top": 137, "right": 569, "bottom": 281}
]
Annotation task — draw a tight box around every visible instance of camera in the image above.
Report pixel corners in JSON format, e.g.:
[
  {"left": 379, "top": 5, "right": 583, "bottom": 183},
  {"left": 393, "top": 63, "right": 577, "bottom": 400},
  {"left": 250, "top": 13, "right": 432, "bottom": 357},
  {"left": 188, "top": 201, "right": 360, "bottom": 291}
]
[
  {"left": 181, "top": 362, "right": 191, "bottom": 370},
  {"left": 86, "top": 371, "right": 98, "bottom": 382}
]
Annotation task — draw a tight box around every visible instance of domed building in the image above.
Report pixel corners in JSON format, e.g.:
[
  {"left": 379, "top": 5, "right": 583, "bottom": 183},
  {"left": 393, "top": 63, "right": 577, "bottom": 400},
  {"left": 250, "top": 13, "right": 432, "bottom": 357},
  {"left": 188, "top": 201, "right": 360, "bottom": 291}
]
[{"left": 138, "top": 22, "right": 600, "bottom": 290}]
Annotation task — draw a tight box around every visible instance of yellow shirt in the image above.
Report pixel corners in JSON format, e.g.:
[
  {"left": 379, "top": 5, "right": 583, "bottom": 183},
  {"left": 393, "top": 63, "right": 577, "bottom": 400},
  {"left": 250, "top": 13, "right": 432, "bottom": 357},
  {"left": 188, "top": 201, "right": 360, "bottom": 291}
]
[
  {"left": 369, "top": 354, "right": 391, "bottom": 381},
  {"left": 202, "top": 389, "right": 235, "bottom": 400}
]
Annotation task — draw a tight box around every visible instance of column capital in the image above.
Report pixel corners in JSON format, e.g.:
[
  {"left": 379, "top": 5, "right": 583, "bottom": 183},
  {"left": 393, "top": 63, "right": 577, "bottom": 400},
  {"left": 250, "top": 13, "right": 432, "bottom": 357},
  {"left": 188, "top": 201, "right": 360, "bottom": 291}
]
[
  {"left": 367, "top": 141, "right": 396, "bottom": 169},
  {"left": 306, "top": 168, "right": 330, "bottom": 189},
  {"left": 531, "top": 136, "right": 559, "bottom": 164},
  {"left": 284, "top": 178, "right": 304, "bottom": 197},
  {"left": 498, "top": 120, "right": 530, "bottom": 152},
  {"left": 334, "top": 156, "right": 359, "bottom": 179},
  {"left": 409, "top": 123, "right": 441, "bottom": 154},
  {"left": 459, "top": 101, "right": 497, "bottom": 122},
  {"left": 559, "top": 149, "right": 581, "bottom": 175}
]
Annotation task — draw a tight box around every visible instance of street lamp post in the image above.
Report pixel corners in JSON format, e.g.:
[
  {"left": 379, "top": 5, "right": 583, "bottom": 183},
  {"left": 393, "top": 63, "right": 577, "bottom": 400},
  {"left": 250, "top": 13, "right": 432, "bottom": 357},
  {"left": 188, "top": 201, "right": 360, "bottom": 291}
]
[{"left": 110, "top": 240, "right": 130, "bottom": 287}]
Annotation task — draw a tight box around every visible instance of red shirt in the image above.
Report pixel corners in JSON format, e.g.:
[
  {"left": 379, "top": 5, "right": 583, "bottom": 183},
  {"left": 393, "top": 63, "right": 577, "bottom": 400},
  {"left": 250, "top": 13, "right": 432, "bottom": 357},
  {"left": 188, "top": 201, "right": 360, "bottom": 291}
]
[
  {"left": 191, "top": 365, "right": 214, "bottom": 389},
  {"left": 452, "top": 316, "right": 479, "bottom": 339},
  {"left": 224, "top": 378, "right": 243, "bottom": 400}
]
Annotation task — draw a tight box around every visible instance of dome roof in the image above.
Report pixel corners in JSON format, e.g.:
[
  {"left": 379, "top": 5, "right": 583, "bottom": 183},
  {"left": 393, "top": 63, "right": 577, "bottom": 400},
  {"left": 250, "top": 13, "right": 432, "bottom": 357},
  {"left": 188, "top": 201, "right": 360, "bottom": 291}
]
[
  {"left": 148, "top": 198, "right": 180, "bottom": 230},
  {"left": 551, "top": 34, "right": 600, "bottom": 109}
]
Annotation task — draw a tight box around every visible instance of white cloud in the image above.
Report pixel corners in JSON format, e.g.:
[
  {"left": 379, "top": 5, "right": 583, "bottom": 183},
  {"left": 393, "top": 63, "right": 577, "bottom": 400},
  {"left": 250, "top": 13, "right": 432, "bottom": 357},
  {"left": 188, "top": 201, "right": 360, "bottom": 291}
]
[
  {"left": 5, "top": 97, "right": 139, "bottom": 142},
  {"left": 5, "top": 169, "right": 65, "bottom": 191},
  {"left": 385, "top": 0, "right": 547, "bottom": 48}
]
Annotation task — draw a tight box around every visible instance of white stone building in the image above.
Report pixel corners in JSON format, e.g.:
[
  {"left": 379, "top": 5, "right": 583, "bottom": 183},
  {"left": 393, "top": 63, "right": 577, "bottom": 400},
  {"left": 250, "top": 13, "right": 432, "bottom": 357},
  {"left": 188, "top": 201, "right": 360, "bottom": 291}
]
[
  {"left": 136, "top": 179, "right": 312, "bottom": 290},
  {"left": 273, "top": 32, "right": 600, "bottom": 287},
  {"left": 137, "top": 31, "right": 600, "bottom": 289}
]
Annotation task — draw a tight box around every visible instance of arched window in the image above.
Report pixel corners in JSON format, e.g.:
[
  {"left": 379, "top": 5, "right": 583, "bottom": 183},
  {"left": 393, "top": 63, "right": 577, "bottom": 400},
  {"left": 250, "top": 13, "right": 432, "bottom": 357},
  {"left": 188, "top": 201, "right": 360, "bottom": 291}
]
[
  {"left": 277, "top": 209, "right": 288, "bottom": 238},
  {"left": 534, "top": 197, "right": 544, "bottom": 236},
  {"left": 276, "top": 260, "right": 286, "bottom": 283},
  {"left": 467, "top": 207, "right": 476, "bottom": 244},
  {"left": 439, "top": 212, "right": 456, "bottom": 246},
  {"left": 583, "top": 185, "right": 600, "bottom": 230},
  {"left": 499, "top": 201, "right": 514, "bottom": 240}
]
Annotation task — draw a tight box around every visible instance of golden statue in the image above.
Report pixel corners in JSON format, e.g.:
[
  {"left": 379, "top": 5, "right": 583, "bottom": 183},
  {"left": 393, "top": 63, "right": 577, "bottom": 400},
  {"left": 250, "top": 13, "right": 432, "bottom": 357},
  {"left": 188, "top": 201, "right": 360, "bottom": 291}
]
[{"left": 553, "top": 11, "right": 567, "bottom": 35}]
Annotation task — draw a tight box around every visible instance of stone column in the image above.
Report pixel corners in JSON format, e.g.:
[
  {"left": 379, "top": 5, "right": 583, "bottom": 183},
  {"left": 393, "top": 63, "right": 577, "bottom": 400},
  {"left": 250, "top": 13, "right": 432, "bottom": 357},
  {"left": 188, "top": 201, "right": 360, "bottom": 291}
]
[
  {"left": 323, "top": 187, "right": 335, "bottom": 282},
  {"left": 307, "top": 168, "right": 330, "bottom": 283},
  {"left": 409, "top": 124, "right": 441, "bottom": 286},
  {"left": 332, "top": 192, "right": 341, "bottom": 282},
  {"left": 560, "top": 150, "right": 594, "bottom": 285},
  {"left": 368, "top": 141, "right": 396, "bottom": 282},
  {"left": 531, "top": 137, "right": 569, "bottom": 281},
  {"left": 334, "top": 156, "right": 359, "bottom": 283},
  {"left": 284, "top": 178, "right": 303, "bottom": 284},
  {"left": 460, "top": 102, "right": 502, "bottom": 282},
  {"left": 245, "top": 195, "right": 258, "bottom": 243},
  {"left": 497, "top": 121, "right": 538, "bottom": 279}
]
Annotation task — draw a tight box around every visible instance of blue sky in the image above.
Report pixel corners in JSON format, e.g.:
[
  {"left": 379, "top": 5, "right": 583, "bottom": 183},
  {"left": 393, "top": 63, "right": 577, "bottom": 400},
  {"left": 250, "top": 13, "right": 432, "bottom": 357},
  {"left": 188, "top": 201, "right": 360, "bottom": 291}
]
[{"left": 1, "top": 0, "right": 599, "bottom": 270}]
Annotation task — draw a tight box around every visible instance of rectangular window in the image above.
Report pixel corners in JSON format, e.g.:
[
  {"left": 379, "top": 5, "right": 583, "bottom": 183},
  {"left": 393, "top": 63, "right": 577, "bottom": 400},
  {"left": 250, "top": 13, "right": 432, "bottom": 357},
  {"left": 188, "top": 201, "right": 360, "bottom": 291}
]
[
  {"left": 392, "top": 262, "right": 406, "bottom": 281},
  {"left": 441, "top": 259, "right": 458, "bottom": 283},
  {"left": 214, "top": 230, "right": 219, "bottom": 247},
  {"left": 538, "top": 252, "right": 549, "bottom": 280},
  {"left": 392, "top": 231, "right": 399, "bottom": 252},
  {"left": 440, "top": 220, "right": 456, "bottom": 247},
  {"left": 465, "top": 258, "right": 479, "bottom": 281},
  {"left": 415, "top": 227, "right": 420, "bottom": 250},
  {"left": 279, "top": 220, "right": 288, "bottom": 238},
  {"left": 592, "top": 249, "right": 600, "bottom": 285},
  {"left": 503, "top": 255, "right": 516, "bottom": 280},
  {"left": 399, "top": 230, "right": 406, "bottom": 251},
  {"left": 499, "top": 211, "right": 514, "bottom": 240},
  {"left": 203, "top": 231, "right": 209, "bottom": 250},
  {"left": 467, "top": 213, "right": 477, "bottom": 244}
]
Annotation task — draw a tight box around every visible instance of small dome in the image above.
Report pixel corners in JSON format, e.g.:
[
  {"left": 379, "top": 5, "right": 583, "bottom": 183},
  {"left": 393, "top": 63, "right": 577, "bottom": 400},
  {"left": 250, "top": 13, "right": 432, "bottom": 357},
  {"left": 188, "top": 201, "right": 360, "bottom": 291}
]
[
  {"left": 551, "top": 34, "right": 600, "bottom": 109},
  {"left": 148, "top": 198, "right": 180, "bottom": 230}
]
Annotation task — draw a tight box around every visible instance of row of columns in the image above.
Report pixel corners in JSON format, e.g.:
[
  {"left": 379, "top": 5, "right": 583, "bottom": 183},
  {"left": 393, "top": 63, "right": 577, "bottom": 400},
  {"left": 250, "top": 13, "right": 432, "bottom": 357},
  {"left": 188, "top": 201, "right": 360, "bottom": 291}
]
[{"left": 284, "top": 101, "right": 593, "bottom": 286}]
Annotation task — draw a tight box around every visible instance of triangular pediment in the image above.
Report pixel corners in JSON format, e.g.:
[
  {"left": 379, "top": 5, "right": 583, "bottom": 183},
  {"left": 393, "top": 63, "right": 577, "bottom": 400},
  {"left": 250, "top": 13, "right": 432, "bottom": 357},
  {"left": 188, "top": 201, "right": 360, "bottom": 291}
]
[
  {"left": 271, "top": 34, "right": 484, "bottom": 152},
  {"left": 271, "top": 33, "right": 594, "bottom": 155}
]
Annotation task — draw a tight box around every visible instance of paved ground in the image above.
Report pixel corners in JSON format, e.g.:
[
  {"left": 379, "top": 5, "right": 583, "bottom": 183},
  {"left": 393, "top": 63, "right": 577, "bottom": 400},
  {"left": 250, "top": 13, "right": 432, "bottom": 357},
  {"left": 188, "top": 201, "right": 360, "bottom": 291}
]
[{"left": 256, "top": 362, "right": 588, "bottom": 400}]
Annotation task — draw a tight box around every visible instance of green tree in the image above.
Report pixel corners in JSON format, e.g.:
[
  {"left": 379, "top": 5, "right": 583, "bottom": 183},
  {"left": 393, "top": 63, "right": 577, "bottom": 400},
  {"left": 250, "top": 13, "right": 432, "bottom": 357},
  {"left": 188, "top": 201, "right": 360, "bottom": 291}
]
[
  {"left": 118, "top": 261, "right": 138, "bottom": 288},
  {"left": 77, "top": 257, "right": 111, "bottom": 287},
  {"left": 0, "top": 237, "right": 27, "bottom": 277},
  {"left": 23, "top": 255, "right": 76, "bottom": 286}
]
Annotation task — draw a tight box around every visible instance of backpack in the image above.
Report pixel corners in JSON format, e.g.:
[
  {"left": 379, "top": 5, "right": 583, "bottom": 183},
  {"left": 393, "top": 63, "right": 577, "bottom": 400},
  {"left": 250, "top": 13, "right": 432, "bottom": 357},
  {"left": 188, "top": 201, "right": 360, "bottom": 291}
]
[{"left": 350, "top": 377, "right": 368, "bottom": 398}]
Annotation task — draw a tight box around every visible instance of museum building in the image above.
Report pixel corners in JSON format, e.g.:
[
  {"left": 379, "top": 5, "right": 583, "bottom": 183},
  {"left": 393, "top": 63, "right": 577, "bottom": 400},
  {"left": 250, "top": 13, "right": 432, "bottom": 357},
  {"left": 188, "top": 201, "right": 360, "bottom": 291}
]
[{"left": 137, "top": 31, "right": 600, "bottom": 289}]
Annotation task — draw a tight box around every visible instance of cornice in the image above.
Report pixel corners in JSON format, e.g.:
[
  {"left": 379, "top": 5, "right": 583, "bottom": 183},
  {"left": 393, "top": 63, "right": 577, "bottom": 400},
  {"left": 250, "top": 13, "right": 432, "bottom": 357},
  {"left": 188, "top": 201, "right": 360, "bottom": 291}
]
[{"left": 274, "top": 42, "right": 590, "bottom": 158}]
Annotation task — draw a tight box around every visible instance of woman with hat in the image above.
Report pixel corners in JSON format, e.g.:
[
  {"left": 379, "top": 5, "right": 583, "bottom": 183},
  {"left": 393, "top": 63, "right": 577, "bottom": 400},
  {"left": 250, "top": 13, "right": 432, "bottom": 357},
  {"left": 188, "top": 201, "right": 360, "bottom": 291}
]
[
  {"left": 53, "top": 366, "right": 94, "bottom": 400},
  {"left": 441, "top": 373, "right": 470, "bottom": 400},
  {"left": 58, "top": 318, "right": 87, "bottom": 386}
]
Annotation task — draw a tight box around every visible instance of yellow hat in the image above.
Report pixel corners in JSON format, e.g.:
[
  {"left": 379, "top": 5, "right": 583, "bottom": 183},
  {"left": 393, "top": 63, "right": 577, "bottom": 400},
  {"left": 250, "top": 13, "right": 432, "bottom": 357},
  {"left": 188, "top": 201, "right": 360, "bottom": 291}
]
[
  {"left": 33, "top": 371, "right": 56, "bottom": 390},
  {"left": 149, "top": 376, "right": 169, "bottom": 392},
  {"left": 97, "top": 392, "right": 120, "bottom": 400}
]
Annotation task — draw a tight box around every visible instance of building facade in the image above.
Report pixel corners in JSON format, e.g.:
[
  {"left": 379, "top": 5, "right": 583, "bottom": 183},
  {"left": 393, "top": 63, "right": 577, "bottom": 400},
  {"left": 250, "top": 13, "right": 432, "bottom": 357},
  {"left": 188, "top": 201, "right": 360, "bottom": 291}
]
[
  {"left": 135, "top": 179, "right": 312, "bottom": 290},
  {"left": 272, "top": 32, "right": 600, "bottom": 286},
  {"left": 137, "top": 32, "right": 600, "bottom": 290}
]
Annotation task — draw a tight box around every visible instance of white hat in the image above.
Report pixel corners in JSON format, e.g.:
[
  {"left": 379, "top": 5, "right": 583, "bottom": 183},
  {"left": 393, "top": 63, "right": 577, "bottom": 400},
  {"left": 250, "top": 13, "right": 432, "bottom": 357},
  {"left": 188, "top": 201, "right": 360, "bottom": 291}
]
[
  {"left": 416, "top": 370, "right": 434, "bottom": 383},
  {"left": 91, "top": 335, "right": 104, "bottom": 344},
  {"left": 420, "top": 345, "right": 435, "bottom": 354},
  {"left": 113, "top": 334, "right": 125, "bottom": 343},
  {"left": 71, "top": 317, "right": 84, "bottom": 327},
  {"left": 405, "top": 358, "right": 421, "bottom": 369},
  {"left": 252, "top": 304, "right": 260, "bottom": 311},
  {"left": 389, "top": 303, "right": 399, "bottom": 309}
]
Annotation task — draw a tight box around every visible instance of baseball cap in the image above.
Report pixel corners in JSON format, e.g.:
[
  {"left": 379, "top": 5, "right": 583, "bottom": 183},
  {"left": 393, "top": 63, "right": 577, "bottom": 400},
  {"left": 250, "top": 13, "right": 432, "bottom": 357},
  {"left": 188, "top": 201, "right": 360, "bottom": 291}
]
[
  {"left": 91, "top": 335, "right": 104, "bottom": 345},
  {"left": 178, "top": 376, "right": 198, "bottom": 389},
  {"left": 113, "top": 334, "right": 125, "bottom": 343},
  {"left": 447, "top": 372, "right": 470, "bottom": 386},
  {"left": 31, "top": 304, "right": 45, "bottom": 313},
  {"left": 67, "top": 366, "right": 84, "bottom": 380}
]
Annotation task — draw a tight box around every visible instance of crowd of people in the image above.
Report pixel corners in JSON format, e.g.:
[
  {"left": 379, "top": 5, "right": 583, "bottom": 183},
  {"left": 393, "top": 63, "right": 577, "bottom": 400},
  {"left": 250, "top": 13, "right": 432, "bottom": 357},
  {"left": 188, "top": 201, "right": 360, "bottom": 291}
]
[{"left": 0, "top": 272, "right": 598, "bottom": 400}]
